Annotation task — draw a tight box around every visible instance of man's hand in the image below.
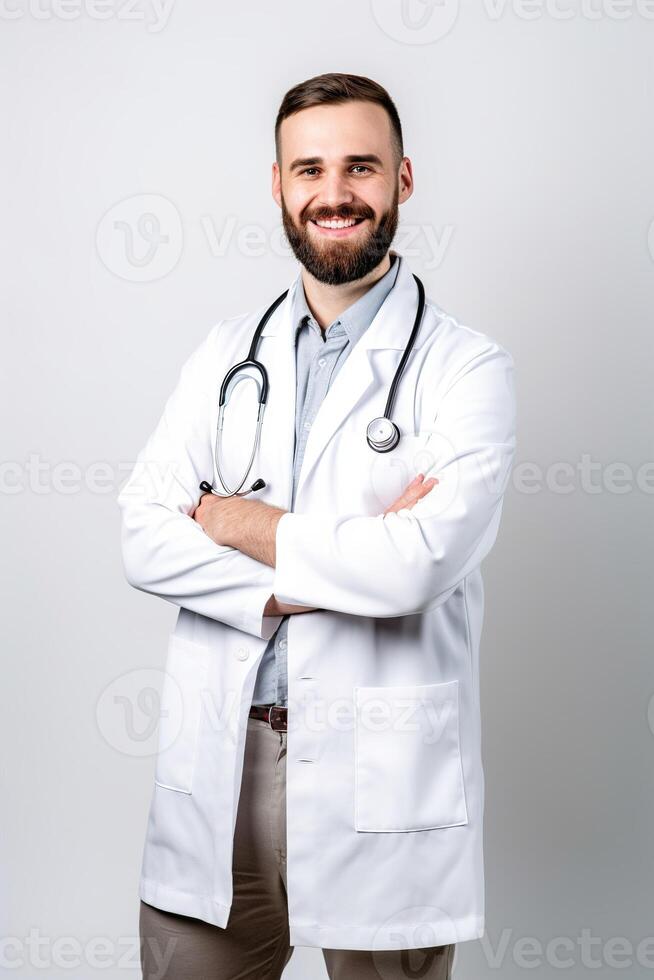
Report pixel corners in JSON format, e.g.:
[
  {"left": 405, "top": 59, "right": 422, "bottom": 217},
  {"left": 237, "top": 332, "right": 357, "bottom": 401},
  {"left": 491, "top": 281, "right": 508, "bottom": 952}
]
[
  {"left": 383, "top": 472, "right": 438, "bottom": 515},
  {"left": 192, "top": 494, "right": 319, "bottom": 615},
  {"left": 192, "top": 493, "right": 285, "bottom": 567},
  {"left": 191, "top": 492, "right": 243, "bottom": 546}
]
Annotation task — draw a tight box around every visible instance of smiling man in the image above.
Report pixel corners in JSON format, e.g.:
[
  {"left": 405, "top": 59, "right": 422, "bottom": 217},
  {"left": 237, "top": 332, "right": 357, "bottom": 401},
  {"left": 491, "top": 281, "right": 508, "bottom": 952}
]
[{"left": 123, "top": 72, "right": 516, "bottom": 980}]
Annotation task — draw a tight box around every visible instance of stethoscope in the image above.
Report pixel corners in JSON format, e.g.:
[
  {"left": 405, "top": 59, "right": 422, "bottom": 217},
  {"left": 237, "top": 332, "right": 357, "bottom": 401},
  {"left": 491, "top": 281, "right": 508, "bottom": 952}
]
[{"left": 199, "top": 270, "right": 426, "bottom": 498}]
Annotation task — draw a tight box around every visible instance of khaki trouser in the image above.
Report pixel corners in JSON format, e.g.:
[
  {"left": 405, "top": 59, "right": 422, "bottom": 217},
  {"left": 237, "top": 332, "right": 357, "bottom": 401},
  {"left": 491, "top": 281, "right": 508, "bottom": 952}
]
[{"left": 140, "top": 714, "right": 455, "bottom": 980}]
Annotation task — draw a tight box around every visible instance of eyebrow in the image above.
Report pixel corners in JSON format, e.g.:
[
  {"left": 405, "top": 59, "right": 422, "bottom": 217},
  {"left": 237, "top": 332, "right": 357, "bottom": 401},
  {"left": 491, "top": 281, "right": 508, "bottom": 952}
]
[{"left": 288, "top": 154, "right": 384, "bottom": 173}]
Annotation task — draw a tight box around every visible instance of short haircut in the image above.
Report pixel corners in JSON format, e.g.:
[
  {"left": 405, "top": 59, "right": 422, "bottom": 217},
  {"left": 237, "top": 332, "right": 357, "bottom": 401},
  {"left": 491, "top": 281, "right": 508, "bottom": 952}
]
[{"left": 275, "top": 72, "right": 404, "bottom": 168}]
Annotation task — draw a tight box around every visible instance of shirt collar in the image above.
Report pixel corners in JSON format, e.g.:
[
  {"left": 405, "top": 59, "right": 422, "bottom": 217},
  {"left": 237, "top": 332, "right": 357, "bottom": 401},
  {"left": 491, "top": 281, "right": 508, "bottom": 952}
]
[{"left": 293, "top": 252, "right": 401, "bottom": 346}]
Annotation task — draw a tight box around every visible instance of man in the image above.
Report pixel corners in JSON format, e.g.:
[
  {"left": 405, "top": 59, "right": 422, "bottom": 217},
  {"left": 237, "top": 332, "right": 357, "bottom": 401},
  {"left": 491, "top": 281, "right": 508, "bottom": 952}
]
[{"left": 119, "top": 72, "right": 516, "bottom": 979}]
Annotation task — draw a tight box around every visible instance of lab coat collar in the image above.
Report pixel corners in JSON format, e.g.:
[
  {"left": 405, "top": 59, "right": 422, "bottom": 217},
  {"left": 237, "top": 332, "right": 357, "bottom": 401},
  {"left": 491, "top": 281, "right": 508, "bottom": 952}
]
[
  {"left": 291, "top": 251, "right": 401, "bottom": 350},
  {"left": 260, "top": 250, "right": 429, "bottom": 351}
]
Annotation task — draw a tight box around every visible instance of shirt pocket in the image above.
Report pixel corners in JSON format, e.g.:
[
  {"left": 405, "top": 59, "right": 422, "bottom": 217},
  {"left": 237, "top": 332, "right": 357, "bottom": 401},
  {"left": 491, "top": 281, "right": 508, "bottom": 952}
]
[
  {"left": 154, "top": 634, "right": 210, "bottom": 795},
  {"left": 353, "top": 680, "right": 469, "bottom": 832}
]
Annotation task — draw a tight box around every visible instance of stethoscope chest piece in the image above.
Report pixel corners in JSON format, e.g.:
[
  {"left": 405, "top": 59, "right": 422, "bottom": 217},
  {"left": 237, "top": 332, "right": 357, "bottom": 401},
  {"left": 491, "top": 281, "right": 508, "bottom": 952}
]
[{"left": 366, "top": 417, "right": 400, "bottom": 453}]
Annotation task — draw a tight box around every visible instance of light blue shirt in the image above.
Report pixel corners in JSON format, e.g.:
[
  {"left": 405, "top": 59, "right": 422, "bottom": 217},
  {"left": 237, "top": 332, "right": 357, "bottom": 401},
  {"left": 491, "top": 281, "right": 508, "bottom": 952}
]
[{"left": 251, "top": 253, "right": 401, "bottom": 706}]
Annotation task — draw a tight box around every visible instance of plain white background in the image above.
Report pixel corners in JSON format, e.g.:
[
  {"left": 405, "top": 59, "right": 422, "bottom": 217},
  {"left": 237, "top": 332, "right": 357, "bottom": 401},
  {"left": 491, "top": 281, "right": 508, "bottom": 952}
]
[{"left": 2, "top": 2, "right": 653, "bottom": 977}]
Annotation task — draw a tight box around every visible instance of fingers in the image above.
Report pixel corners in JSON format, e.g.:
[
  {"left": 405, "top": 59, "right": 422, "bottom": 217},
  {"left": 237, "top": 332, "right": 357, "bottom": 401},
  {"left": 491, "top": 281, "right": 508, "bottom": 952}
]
[{"left": 384, "top": 472, "right": 439, "bottom": 515}]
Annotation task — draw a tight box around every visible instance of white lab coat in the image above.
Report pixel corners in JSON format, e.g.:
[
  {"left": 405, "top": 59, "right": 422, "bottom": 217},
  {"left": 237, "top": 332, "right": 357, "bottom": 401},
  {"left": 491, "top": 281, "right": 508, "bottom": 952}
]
[{"left": 117, "top": 251, "right": 516, "bottom": 951}]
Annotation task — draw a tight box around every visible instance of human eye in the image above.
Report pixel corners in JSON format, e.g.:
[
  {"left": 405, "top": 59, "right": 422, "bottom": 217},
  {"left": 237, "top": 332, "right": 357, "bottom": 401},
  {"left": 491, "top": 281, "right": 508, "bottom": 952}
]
[
  {"left": 300, "top": 167, "right": 320, "bottom": 176},
  {"left": 350, "top": 165, "right": 371, "bottom": 174}
]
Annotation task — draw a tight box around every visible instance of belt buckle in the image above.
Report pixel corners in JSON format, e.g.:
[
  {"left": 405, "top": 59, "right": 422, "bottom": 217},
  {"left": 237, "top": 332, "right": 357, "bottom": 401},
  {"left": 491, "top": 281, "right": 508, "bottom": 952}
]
[{"left": 268, "top": 705, "right": 287, "bottom": 732}]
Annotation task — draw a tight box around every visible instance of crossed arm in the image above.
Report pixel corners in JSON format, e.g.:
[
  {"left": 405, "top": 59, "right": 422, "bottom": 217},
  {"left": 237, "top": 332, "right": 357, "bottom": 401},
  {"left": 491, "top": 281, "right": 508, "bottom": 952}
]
[
  {"left": 118, "top": 323, "right": 515, "bottom": 630},
  {"left": 190, "top": 474, "right": 438, "bottom": 616}
]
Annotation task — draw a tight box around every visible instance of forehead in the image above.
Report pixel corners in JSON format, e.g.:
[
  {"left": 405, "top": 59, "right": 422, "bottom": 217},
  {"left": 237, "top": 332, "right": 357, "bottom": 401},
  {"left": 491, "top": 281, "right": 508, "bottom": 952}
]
[{"left": 279, "top": 100, "right": 393, "bottom": 165}]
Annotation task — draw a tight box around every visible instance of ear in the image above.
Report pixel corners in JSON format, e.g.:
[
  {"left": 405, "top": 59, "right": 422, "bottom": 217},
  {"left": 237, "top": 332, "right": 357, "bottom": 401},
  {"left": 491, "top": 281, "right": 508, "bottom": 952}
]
[
  {"left": 398, "top": 157, "right": 414, "bottom": 206},
  {"left": 271, "top": 161, "right": 282, "bottom": 208}
]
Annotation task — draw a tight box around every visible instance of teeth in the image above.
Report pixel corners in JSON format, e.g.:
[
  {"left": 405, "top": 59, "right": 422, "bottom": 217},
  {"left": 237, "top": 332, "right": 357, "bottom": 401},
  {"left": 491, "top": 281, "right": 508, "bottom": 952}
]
[{"left": 315, "top": 218, "right": 359, "bottom": 229}]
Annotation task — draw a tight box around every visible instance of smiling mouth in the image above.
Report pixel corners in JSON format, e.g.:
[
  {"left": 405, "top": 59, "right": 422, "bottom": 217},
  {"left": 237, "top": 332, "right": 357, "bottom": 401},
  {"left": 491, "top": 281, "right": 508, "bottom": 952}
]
[
  {"left": 311, "top": 216, "right": 365, "bottom": 228},
  {"left": 309, "top": 216, "right": 367, "bottom": 235}
]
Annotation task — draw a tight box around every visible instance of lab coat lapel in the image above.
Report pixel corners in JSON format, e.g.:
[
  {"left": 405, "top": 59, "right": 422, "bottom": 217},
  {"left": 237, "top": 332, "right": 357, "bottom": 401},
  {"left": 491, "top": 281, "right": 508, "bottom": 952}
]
[{"left": 293, "top": 255, "right": 422, "bottom": 502}]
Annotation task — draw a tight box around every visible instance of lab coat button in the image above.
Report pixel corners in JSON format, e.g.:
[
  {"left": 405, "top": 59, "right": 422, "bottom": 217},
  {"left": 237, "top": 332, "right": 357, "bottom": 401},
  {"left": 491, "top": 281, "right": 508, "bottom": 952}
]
[{"left": 235, "top": 647, "right": 250, "bottom": 661}]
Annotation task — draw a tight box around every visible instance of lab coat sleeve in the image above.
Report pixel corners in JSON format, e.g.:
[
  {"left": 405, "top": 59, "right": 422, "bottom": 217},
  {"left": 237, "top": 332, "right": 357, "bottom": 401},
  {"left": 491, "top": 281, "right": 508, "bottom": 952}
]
[
  {"left": 273, "top": 343, "right": 516, "bottom": 618},
  {"left": 117, "top": 322, "right": 283, "bottom": 640}
]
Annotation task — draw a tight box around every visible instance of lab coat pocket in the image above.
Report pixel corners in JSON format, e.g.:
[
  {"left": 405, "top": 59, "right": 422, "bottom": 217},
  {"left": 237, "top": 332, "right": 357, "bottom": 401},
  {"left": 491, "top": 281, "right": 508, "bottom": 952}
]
[
  {"left": 354, "top": 680, "right": 469, "bottom": 832},
  {"left": 154, "top": 634, "right": 210, "bottom": 795}
]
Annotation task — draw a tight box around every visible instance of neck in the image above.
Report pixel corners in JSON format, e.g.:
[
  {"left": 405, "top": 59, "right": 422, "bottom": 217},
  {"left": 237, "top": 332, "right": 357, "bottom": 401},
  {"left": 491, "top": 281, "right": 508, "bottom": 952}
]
[{"left": 300, "top": 252, "right": 393, "bottom": 331}]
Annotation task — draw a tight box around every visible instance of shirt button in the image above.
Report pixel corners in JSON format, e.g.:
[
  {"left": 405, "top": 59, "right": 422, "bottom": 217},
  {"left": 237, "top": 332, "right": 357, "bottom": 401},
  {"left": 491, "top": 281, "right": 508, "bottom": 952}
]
[
  {"left": 235, "top": 647, "right": 249, "bottom": 661},
  {"left": 303, "top": 420, "right": 312, "bottom": 430},
  {"left": 318, "top": 357, "right": 327, "bottom": 367},
  {"left": 279, "top": 639, "right": 287, "bottom": 650}
]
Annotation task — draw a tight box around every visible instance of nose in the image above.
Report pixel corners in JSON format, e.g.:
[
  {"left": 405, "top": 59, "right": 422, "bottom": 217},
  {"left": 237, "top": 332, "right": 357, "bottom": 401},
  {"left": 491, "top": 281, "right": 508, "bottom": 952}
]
[{"left": 315, "top": 170, "right": 355, "bottom": 211}]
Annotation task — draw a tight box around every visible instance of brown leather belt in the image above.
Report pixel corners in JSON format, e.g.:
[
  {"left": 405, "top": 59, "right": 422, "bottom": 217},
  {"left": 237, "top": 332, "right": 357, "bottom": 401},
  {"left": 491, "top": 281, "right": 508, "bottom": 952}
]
[{"left": 249, "top": 703, "right": 288, "bottom": 732}]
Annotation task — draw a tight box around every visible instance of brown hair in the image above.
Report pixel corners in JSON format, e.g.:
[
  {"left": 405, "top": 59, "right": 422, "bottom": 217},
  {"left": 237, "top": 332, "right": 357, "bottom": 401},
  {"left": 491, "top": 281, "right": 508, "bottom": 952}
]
[{"left": 275, "top": 72, "right": 404, "bottom": 168}]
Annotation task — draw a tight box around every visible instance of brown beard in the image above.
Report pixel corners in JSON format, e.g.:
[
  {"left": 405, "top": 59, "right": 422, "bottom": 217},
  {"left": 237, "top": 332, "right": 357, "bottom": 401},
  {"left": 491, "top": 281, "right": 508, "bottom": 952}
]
[{"left": 281, "top": 184, "right": 399, "bottom": 285}]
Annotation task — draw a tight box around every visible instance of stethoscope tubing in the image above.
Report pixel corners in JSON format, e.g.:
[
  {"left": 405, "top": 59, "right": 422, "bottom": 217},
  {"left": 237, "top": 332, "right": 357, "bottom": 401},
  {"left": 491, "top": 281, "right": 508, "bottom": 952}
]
[{"left": 201, "top": 267, "right": 425, "bottom": 498}]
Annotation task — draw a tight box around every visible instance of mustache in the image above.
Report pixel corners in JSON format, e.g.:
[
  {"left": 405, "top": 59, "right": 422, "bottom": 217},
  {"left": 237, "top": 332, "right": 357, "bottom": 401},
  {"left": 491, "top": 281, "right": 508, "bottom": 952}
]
[{"left": 303, "top": 204, "right": 375, "bottom": 223}]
